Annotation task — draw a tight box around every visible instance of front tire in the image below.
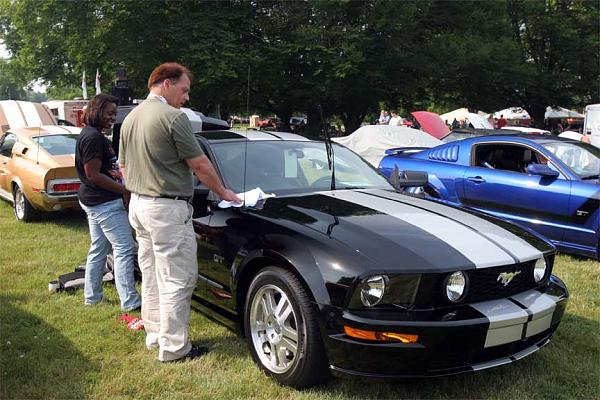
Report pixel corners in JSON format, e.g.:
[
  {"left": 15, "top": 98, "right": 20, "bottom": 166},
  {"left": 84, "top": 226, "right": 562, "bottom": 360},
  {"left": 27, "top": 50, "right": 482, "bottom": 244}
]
[
  {"left": 13, "top": 185, "right": 40, "bottom": 222},
  {"left": 244, "top": 267, "right": 329, "bottom": 388}
]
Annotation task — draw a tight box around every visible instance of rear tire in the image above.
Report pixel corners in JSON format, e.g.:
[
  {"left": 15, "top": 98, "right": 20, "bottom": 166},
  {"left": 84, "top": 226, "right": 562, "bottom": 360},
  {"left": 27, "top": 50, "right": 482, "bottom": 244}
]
[
  {"left": 13, "top": 185, "right": 40, "bottom": 222},
  {"left": 244, "top": 267, "right": 329, "bottom": 388}
]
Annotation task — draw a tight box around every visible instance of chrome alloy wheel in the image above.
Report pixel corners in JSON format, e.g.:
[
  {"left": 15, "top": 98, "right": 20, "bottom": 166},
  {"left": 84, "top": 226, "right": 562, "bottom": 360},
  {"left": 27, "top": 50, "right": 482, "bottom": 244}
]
[
  {"left": 14, "top": 188, "right": 25, "bottom": 220},
  {"left": 249, "top": 284, "right": 300, "bottom": 374}
]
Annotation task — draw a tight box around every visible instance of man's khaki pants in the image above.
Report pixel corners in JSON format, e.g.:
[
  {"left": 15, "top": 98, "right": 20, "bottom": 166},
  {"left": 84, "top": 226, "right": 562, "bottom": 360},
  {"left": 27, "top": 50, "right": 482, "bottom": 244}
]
[{"left": 129, "top": 193, "right": 197, "bottom": 361}]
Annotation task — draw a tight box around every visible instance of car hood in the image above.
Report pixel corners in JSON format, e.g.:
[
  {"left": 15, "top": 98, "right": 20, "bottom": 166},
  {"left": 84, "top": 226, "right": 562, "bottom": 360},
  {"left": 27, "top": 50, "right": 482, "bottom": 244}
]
[
  {"left": 411, "top": 111, "right": 450, "bottom": 139},
  {"left": 251, "top": 189, "right": 550, "bottom": 273}
]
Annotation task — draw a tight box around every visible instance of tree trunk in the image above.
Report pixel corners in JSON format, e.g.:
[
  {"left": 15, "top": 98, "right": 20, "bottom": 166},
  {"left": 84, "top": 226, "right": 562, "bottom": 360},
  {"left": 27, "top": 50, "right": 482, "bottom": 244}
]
[
  {"left": 274, "top": 108, "right": 292, "bottom": 132},
  {"left": 305, "top": 108, "right": 322, "bottom": 139},
  {"left": 523, "top": 103, "right": 546, "bottom": 129},
  {"left": 341, "top": 113, "right": 364, "bottom": 136}
]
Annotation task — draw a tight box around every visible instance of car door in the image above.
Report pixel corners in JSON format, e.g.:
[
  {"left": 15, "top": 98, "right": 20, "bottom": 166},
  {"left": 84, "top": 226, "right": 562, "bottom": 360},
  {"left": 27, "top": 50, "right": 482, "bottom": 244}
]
[
  {"left": 563, "top": 180, "right": 600, "bottom": 253},
  {"left": 462, "top": 142, "right": 570, "bottom": 244},
  {"left": 191, "top": 143, "right": 244, "bottom": 323},
  {"left": 0, "top": 133, "right": 17, "bottom": 197}
]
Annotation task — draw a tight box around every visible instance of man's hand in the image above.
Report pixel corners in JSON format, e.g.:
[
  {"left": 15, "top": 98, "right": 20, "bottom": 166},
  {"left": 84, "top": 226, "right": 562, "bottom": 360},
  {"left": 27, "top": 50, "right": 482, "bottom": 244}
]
[
  {"left": 123, "top": 191, "right": 131, "bottom": 209},
  {"left": 219, "top": 189, "right": 243, "bottom": 203}
]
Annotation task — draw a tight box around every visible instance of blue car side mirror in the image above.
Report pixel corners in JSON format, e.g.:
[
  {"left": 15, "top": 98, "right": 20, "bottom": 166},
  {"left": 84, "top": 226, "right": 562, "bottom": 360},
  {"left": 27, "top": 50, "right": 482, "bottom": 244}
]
[{"left": 526, "top": 163, "right": 559, "bottom": 178}]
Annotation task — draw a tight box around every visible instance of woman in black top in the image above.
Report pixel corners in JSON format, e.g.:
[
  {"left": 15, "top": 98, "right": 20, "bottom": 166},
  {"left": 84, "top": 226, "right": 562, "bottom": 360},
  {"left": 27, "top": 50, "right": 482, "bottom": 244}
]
[{"left": 75, "top": 94, "right": 141, "bottom": 311}]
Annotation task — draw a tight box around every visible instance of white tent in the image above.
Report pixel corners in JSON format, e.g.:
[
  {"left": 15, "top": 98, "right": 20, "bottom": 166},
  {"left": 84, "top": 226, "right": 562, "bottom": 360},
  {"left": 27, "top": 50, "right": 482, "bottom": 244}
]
[
  {"left": 465, "top": 113, "right": 493, "bottom": 129},
  {"left": 332, "top": 125, "right": 442, "bottom": 167},
  {"left": 493, "top": 107, "right": 531, "bottom": 120},
  {"left": 440, "top": 108, "right": 492, "bottom": 129},
  {"left": 440, "top": 108, "right": 470, "bottom": 124},
  {"left": 544, "top": 106, "right": 584, "bottom": 119}
]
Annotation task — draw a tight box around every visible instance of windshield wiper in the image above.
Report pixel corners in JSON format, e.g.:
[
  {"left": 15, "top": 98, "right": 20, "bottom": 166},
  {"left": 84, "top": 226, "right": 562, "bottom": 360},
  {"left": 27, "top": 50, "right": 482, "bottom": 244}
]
[
  {"left": 320, "top": 105, "right": 336, "bottom": 190},
  {"left": 581, "top": 174, "right": 599, "bottom": 180}
]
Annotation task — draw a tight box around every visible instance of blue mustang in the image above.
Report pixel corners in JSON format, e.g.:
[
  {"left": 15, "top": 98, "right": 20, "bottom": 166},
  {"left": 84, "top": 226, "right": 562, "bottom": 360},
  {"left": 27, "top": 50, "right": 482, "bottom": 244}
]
[{"left": 378, "top": 135, "right": 600, "bottom": 260}]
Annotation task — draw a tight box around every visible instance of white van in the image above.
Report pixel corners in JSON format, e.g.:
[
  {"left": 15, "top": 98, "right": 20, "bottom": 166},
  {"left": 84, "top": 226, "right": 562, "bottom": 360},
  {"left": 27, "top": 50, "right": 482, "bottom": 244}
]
[{"left": 583, "top": 104, "right": 600, "bottom": 147}]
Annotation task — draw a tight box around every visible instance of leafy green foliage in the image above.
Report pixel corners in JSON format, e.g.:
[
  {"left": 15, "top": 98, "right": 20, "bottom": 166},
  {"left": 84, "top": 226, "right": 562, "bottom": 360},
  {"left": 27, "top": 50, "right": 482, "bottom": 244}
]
[{"left": 0, "top": 0, "right": 598, "bottom": 132}]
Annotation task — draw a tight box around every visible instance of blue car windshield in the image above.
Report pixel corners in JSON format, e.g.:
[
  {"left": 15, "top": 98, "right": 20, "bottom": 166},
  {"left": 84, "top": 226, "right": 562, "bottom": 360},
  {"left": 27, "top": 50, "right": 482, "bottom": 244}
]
[
  {"left": 542, "top": 142, "right": 600, "bottom": 178},
  {"left": 211, "top": 141, "right": 392, "bottom": 195}
]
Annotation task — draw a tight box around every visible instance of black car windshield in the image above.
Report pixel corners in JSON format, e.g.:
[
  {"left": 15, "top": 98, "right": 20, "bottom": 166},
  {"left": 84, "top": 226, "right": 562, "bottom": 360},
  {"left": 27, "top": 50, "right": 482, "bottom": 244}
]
[
  {"left": 211, "top": 140, "right": 393, "bottom": 195},
  {"left": 542, "top": 141, "right": 600, "bottom": 178},
  {"left": 32, "top": 134, "right": 78, "bottom": 155}
]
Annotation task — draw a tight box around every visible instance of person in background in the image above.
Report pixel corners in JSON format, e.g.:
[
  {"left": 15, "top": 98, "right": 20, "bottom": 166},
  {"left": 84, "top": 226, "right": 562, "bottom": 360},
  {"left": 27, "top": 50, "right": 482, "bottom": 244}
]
[
  {"left": 379, "top": 110, "right": 390, "bottom": 124},
  {"left": 119, "top": 62, "right": 241, "bottom": 363},
  {"left": 388, "top": 111, "right": 403, "bottom": 126},
  {"left": 497, "top": 114, "right": 507, "bottom": 128},
  {"left": 75, "top": 94, "right": 141, "bottom": 312},
  {"left": 451, "top": 118, "right": 460, "bottom": 129}
]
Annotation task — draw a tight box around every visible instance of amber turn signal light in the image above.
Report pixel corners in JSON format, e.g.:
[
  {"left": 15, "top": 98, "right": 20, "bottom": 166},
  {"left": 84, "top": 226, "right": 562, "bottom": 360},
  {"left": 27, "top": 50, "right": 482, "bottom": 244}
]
[{"left": 344, "top": 326, "right": 418, "bottom": 343}]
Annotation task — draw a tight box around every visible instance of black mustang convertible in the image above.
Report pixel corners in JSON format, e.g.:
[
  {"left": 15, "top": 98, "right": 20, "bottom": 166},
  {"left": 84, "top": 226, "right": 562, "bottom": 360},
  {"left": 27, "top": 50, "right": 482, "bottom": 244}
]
[{"left": 188, "top": 130, "right": 568, "bottom": 388}]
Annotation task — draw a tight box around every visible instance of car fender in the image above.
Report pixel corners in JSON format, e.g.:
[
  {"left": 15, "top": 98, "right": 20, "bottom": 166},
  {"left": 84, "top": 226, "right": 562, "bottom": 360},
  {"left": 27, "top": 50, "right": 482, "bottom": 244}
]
[{"left": 233, "top": 236, "right": 334, "bottom": 310}]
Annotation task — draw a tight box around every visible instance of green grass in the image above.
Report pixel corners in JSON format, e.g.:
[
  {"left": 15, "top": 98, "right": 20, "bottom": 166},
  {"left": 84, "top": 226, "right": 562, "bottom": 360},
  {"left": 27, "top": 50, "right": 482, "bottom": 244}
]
[{"left": 0, "top": 201, "right": 598, "bottom": 399}]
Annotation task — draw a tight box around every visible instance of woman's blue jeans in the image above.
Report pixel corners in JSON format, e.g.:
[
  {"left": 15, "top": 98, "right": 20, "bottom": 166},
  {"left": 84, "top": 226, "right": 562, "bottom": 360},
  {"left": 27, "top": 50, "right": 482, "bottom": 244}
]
[{"left": 80, "top": 198, "right": 141, "bottom": 311}]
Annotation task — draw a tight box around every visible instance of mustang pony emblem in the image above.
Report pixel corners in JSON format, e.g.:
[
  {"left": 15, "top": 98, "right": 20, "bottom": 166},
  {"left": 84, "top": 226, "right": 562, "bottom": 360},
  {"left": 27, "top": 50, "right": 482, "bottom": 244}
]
[{"left": 497, "top": 271, "right": 521, "bottom": 286}]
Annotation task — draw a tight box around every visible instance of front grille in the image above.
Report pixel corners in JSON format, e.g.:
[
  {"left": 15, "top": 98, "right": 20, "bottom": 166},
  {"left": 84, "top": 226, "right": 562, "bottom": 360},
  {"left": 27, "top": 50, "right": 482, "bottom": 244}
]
[{"left": 465, "top": 260, "right": 537, "bottom": 303}]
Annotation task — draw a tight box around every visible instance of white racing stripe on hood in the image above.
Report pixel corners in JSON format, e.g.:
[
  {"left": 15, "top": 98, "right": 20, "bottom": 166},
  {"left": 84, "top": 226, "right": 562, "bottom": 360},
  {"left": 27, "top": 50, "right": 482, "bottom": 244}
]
[
  {"left": 366, "top": 190, "right": 543, "bottom": 263},
  {"left": 323, "top": 190, "right": 515, "bottom": 268}
]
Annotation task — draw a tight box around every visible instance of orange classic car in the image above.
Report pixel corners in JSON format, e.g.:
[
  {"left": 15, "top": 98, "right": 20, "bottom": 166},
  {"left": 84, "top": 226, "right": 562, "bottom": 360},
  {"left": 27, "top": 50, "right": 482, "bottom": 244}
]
[{"left": 0, "top": 125, "right": 81, "bottom": 221}]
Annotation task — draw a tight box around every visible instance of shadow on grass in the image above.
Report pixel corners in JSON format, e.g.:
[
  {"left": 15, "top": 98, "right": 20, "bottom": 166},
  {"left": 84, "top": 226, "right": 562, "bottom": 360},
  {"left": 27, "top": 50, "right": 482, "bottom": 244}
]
[
  {"left": 0, "top": 294, "right": 98, "bottom": 399},
  {"left": 37, "top": 208, "right": 88, "bottom": 229}
]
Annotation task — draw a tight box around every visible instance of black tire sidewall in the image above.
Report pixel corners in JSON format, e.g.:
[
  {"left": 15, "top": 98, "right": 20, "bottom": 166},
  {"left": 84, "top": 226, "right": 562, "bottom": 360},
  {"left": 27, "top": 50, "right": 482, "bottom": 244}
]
[{"left": 244, "top": 267, "right": 310, "bottom": 385}]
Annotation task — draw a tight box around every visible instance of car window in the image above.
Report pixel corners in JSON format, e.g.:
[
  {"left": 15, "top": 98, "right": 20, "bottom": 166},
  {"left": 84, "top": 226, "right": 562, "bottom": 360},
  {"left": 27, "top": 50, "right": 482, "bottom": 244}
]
[
  {"left": 210, "top": 141, "right": 392, "bottom": 195},
  {"left": 542, "top": 142, "right": 600, "bottom": 179},
  {"left": 474, "top": 144, "right": 543, "bottom": 174},
  {"left": 32, "top": 134, "right": 78, "bottom": 155},
  {"left": 0, "top": 133, "right": 17, "bottom": 157}
]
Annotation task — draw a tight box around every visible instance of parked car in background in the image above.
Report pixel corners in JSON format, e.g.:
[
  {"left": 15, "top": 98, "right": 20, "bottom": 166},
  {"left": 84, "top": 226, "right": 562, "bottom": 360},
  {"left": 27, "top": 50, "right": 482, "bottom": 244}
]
[
  {"left": 289, "top": 116, "right": 307, "bottom": 129},
  {"left": 441, "top": 128, "right": 521, "bottom": 143},
  {"left": 179, "top": 129, "right": 568, "bottom": 387},
  {"left": 0, "top": 125, "right": 82, "bottom": 221},
  {"left": 379, "top": 135, "right": 600, "bottom": 260},
  {"left": 333, "top": 124, "right": 441, "bottom": 166},
  {"left": 501, "top": 126, "right": 551, "bottom": 135},
  {"left": 583, "top": 104, "right": 600, "bottom": 148}
]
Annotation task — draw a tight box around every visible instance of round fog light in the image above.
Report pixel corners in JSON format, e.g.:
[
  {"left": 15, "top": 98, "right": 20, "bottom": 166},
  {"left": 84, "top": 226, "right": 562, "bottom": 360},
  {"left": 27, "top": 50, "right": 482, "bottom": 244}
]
[
  {"left": 445, "top": 271, "right": 467, "bottom": 302},
  {"left": 533, "top": 258, "right": 547, "bottom": 283},
  {"left": 360, "top": 275, "right": 387, "bottom": 307}
]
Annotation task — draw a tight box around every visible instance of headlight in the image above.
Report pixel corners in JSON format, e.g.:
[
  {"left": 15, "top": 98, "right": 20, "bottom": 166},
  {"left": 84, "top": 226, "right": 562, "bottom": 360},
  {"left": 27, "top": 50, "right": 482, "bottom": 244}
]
[
  {"left": 533, "top": 258, "right": 547, "bottom": 283},
  {"left": 359, "top": 275, "right": 387, "bottom": 307},
  {"left": 348, "top": 274, "right": 421, "bottom": 309},
  {"left": 445, "top": 271, "right": 467, "bottom": 302}
]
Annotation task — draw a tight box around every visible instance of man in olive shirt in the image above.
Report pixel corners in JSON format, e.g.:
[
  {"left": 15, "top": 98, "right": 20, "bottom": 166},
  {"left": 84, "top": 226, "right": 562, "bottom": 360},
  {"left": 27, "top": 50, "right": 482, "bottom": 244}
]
[{"left": 119, "top": 63, "right": 241, "bottom": 362}]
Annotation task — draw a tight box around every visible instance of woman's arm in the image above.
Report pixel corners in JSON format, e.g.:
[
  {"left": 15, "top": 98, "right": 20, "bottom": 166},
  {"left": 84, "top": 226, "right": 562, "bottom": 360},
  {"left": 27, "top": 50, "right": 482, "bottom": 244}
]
[{"left": 83, "top": 158, "right": 128, "bottom": 195}]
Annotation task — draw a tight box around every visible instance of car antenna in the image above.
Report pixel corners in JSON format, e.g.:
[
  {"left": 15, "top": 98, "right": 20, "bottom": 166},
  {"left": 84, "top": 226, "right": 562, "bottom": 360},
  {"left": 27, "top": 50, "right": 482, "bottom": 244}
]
[
  {"left": 318, "top": 104, "right": 336, "bottom": 190},
  {"left": 36, "top": 124, "right": 41, "bottom": 165},
  {"left": 242, "top": 64, "right": 250, "bottom": 205}
]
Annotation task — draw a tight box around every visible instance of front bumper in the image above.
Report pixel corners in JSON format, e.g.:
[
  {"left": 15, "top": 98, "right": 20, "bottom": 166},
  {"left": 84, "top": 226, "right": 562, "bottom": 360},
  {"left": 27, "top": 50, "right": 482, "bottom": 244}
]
[{"left": 321, "top": 275, "right": 568, "bottom": 378}]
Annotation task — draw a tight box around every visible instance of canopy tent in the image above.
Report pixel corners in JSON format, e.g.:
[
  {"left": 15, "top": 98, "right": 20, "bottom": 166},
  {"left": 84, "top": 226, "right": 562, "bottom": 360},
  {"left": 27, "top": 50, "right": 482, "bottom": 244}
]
[
  {"left": 493, "top": 107, "right": 531, "bottom": 120},
  {"left": 411, "top": 111, "right": 450, "bottom": 139},
  {"left": 332, "top": 125, "right": 441, "bottom": 167},
  {"left": 544, "top": 106, "right": 584, "bottom": 119},
  {"left": 465, "top": 113, "right": 493, "bottom": 129},
  {"left": 0, "top": 100, "right": 57, "bottom": 133},
  {"left": 439, "top": 108, "right": 470, "bottom": 124}
]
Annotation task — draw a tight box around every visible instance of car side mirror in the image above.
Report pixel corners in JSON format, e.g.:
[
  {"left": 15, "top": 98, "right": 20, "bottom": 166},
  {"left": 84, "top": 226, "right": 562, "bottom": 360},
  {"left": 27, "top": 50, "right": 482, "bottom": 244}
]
[{"left": 526, "top": 163, "right": 559, "bottom": 178}]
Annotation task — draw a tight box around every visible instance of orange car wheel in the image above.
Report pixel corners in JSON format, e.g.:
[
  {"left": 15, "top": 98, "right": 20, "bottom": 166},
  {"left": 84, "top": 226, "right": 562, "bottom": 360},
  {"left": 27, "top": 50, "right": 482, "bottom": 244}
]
[{"left": 13, "top": 185, "right": 40, "bottom": 222}]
